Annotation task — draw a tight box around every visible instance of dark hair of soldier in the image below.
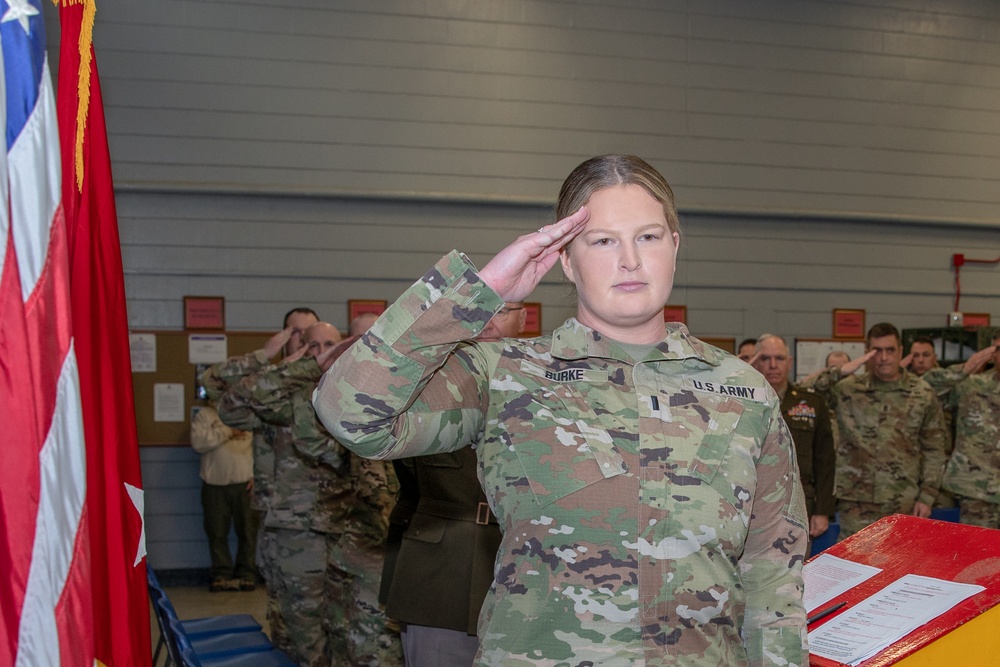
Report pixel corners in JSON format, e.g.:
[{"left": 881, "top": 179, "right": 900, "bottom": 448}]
[
  {"left": 283, "top": 307, "right": 319, "bottom": 328},
  {"left": 866, "top": 321, "right": 901, "bottom": 347}
]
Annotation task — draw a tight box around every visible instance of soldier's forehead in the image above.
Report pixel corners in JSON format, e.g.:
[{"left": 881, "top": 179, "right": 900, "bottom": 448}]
[
  {"left": 759, "top": 338, "right": 788, "bottom": 352},
  {"left": 287, "top": 312, "right": 317, "bottom": 326}
]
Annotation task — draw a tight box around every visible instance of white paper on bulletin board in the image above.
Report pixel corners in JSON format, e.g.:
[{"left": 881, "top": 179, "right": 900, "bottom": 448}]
[
  {"left": 129, "top": 333, "right": 157, "bottom": 372},
  {"left": 153, "top": 383, "right": 185, "bottom": 422},
  {"left": 188, "top": 334, "right": 228, "bottom": 364},
  {"left": 795, "top": 339, "right": 867, "bottom": 382}
]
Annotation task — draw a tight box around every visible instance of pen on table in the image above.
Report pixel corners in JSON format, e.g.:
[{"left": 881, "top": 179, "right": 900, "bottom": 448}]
[{"left": 807, "top": 601, "right": 846, "bottom": 625}]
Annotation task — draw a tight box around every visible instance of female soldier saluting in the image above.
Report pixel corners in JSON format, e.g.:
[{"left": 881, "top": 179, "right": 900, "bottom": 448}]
[{"left": 314, "top": 154, "right": 808, "bottom": 666}]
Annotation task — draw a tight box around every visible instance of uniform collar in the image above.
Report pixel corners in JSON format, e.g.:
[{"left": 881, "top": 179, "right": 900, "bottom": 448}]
[
  {"left": 859, "top": 368, "right": 912, "bottom": 391},
  {"left": 549, "top": 317, "right": 724, "bottom": 367}
]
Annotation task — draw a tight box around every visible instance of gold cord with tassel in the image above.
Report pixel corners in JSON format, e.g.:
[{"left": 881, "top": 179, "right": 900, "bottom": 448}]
[{"left": 52, "top": 0, "right": 95, "bottom": 192}]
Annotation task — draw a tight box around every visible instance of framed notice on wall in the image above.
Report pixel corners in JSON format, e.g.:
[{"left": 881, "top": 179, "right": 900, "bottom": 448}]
[
  {"left": 701, "top": 337, "right": 736, "bottom": 354},
  {"left": 348, "top": 299, "right": 387, "bottom": 321},
  {"left": 184, "top": 296, "right": 225, "bottom": 330},
  {"left": 833, "top": 308, "right": 865, "bottom": 339},
  {"left": 963, "top": 312, "right": 991, "bottom": 328},
  {"left": 663, "top": 305, "right": 687, "bottom": 324},
  {"left": 522, "top": 302, "right": 542, "bottom": 337}
]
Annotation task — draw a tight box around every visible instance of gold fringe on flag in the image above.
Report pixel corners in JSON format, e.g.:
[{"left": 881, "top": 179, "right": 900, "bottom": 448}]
[{"left": 53, "top": 0, "right": 96, "bottom": 192}]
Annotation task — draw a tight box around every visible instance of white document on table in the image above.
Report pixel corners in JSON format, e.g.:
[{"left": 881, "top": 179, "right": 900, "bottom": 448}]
[
  {"left": 808, "top": 573, "right": 985, "bottom": 666},
  {"left": 803, "top": 553, "right": 882, "bottom": 612}
]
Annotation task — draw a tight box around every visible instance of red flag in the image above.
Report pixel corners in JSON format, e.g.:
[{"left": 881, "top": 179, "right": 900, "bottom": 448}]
[{"left": 57, "top": 1, "right": 152, "bottom": 665}]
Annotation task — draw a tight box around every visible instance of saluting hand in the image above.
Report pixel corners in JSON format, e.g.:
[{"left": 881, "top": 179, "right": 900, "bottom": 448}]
[
  {"left": 840, "top": 349, "right": 876, "bottom": 376},
  {"left": 284, "top": 344, "right": 309, "bottom": 363},
  {"left": 478, "top": 207, "right": 590, "bottom": 303},
  {"left": 263, "top": 327, "right": 294, "bottom": 358},
  {"left": 962, "top": 344, "right": 997, "bottom": 375}
]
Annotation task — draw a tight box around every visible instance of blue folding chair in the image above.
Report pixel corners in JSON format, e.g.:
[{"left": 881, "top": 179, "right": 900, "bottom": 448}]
[
  {"left": 163, "top": 605, "right": 273, "bottom": 661},
  {"left": 157, "top": 595, "right": 262, "bottom": 640},
  {"left": 148, "top": 567, "right": 270, "bottom": 664},
  {"left": 149, "top": 569, "right": 183, "bottom": 667}
]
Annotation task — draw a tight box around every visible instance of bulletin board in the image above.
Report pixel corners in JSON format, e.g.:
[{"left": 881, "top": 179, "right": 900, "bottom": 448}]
[
  {"left": 130, "top": 331, "right": 272, "bottom": 446},
  {"left": 794, "top": 338, "right": 866, "bottom": 382}
]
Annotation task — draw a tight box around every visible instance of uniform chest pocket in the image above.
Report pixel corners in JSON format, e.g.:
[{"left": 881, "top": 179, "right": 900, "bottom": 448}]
[
  {"left": 963, "top": 391, "right": 1000, "bottom": 434},
  {"left": 672, "top": 393, "right": 764, "bottom": 517},
  {"left": 976, "top": 391, "right": 1000, "bottom": 412},
  {"left": 402, "top": 512, "right": 446, "bottom": 545},
  {"left": 491, "top": 361, "right": 625, "bottom": 508}
]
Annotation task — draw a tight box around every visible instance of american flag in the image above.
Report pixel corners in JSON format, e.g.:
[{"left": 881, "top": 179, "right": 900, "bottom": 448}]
[{"left": 1, "top": 0, "right": 151, "bottom": 664}]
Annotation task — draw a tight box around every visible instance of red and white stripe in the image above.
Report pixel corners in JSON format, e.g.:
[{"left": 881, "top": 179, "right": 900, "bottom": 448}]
[{"left": 0, "top": 47, "right": 94, "bottom": 667}]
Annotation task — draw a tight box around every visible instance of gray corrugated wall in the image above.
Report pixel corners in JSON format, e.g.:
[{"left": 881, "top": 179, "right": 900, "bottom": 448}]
[{"left": 43, "top": 1, "right": 999, "bottom": 569}]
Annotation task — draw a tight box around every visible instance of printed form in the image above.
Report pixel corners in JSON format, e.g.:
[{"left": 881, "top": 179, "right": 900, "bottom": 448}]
[
  {"left": 808, "top": 574, "right": 985, "bottom": 665},
  {"left": 803, "top": 553, "right": 882, "bottom": 612}
]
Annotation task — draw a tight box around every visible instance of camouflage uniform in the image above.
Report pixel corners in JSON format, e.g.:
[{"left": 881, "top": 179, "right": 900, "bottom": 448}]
[
  {"left": 214, "top": 357, "right": 337, "bottom": 667},
  {"left": 254, "top": 357, "right": 403, "bottom": 667},
  {"left": 921, "top": 371, "right": 958, "bottom": 510},
  {"left": 809, "top": 366, "right": 947, "bottom": 540},
  {"left": 202, "top": 350, "right": 276, "bottom": 513},
  {"left": 923, "top": 366, "right": 1000, "bottom": 528},
  {"left": 314, "top": 251, "right": 809, "bottom": 667}
]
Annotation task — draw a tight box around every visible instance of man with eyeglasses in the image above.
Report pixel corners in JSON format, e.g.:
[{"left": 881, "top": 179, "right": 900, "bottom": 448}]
[
  {"left": 753, "top": 334, "right": 836, "bottom": 552},
  {"left": 479, "top": 302, "right": 528, "bottom": 342}
]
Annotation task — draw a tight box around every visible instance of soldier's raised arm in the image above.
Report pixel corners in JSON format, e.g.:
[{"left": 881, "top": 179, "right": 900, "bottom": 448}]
[
  {"left": 804, "top": 349, "right": 875, "bottom": 405},
  {"left": 314, "top": 210, "right": 587, "bottom": 459},
  {"left": 312, "top": 252, "right": 500, "bottom": 460},
  {"left": 922, "top": 344, "right": 997, "bottom": 402},
  {"left": 201, "top": 348, "right": 272, "bottom": 403}
]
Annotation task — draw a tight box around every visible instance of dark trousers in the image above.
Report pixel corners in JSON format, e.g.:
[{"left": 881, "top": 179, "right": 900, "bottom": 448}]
[{"left": 202, "top": 481, "right": 258, "bottom": 580}]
